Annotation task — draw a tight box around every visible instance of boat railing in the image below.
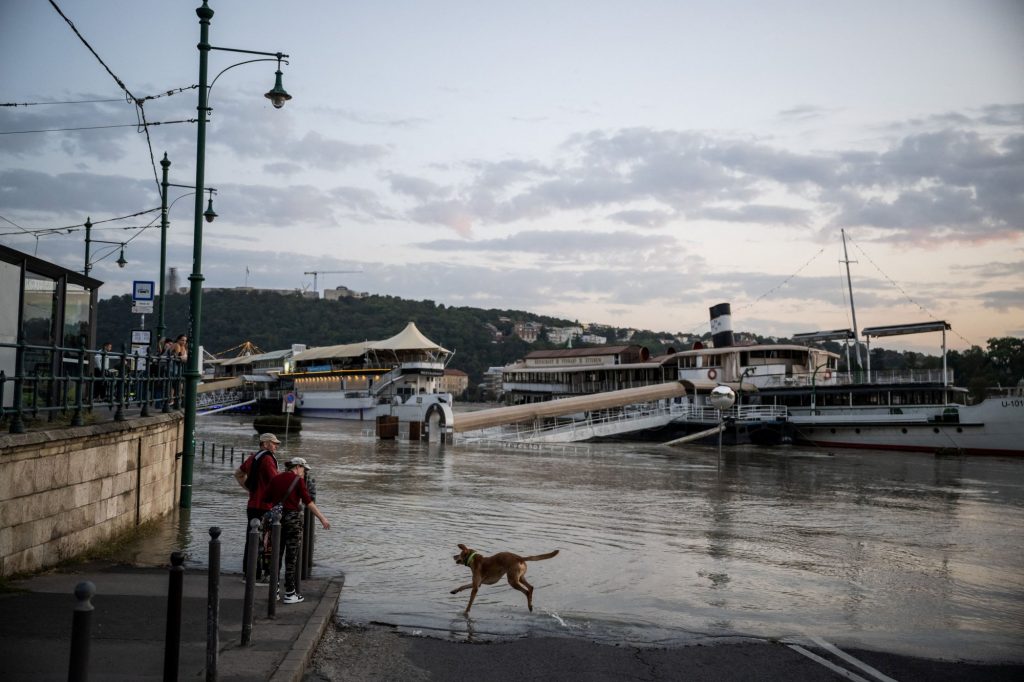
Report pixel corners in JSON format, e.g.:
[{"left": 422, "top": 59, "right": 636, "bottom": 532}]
[
  {"left": 755, "top": 368, "right": 954, "bottom": 388},
  {"left": 672, "top": 403, "right": 788, "bottom": 423}
]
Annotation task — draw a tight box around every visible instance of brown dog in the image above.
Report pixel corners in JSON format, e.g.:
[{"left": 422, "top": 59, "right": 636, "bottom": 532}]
[{"left": 451, "top": 543, "right": 559, "bottom": 614}]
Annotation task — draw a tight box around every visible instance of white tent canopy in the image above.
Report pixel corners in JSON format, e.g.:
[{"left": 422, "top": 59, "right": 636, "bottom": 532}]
[{"left": 370, "top": 322, "right": 450, "bottom": 353}]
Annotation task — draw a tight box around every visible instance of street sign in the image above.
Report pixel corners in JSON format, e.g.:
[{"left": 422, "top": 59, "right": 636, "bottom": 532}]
[
  {"left": 132, "top": 280, "right": 155, "bottom": 301},
  {"left": 131, "top": 301, "right": 154, "bottom": 314},
  {"left": 283, "top": 391, "right": 296, "bottom": 413},
  {"left": 131, "top": 329, "right": 152, "bottom": 345}
]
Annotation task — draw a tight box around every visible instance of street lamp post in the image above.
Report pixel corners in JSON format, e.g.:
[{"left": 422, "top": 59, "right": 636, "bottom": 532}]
[
  {"left": 180, "top": 0, "right": 290, "bottom": 509},
  {"left": 157, "top": 151, "right": 217, "bottom": 344},
  {"left": 83, "top": 217, "right": 128, "bottom": 277}
]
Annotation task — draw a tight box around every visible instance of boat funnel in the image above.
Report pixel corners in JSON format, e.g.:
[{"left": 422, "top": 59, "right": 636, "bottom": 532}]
[{"left": 709, "top": 303, "right": 734, "bottom": 348}]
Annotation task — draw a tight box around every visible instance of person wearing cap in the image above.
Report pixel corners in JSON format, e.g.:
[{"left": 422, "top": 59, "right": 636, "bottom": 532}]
[
  {"left": 234, "top": 433, "right": 281, "bottom": 580},
  {"left": 263, "top": 457, "right": 330, "bottom": 604}
]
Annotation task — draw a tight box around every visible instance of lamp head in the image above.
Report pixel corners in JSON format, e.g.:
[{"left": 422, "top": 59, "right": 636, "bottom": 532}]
[
  {"left": 116, "top": 246, "right": 127, "bottom": 269},
  {"left": 264, "top": 69, "right": 292, "bottom": 109},
  {"left": 204, "top": 195, "right": 218, "bottom": 223}
]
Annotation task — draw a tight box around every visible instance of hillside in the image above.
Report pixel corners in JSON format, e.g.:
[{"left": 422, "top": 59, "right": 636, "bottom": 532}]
[{"left": 95, "top": 290, "right": 682, "bottom": 385}]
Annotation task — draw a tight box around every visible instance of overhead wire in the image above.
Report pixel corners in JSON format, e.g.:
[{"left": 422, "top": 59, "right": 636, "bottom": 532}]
[
  {"left": 1, "top": 119, "right": 197, "bottom": 135},
  {"left": 846, "top": 233, "right": 976, "bottom": 348}
]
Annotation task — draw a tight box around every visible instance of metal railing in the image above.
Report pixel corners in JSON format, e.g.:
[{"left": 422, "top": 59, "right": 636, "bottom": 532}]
[{"left": 0, "top": 338, "right": 185, "bottom": 434}]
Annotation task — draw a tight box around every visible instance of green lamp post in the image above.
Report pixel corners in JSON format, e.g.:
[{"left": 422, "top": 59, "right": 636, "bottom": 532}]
[{"left": 180, "top": 0, "right": 290, "bottom": 509}]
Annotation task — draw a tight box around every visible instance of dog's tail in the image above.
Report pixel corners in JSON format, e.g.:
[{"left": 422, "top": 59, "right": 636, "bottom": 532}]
[{"left": 522, "top": 550, "right": 559, "bottom": 562}]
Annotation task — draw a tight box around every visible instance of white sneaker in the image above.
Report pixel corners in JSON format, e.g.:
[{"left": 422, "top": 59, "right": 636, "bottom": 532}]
[{"left": 282, "top": 592, "right": 304, "bottom": 604}]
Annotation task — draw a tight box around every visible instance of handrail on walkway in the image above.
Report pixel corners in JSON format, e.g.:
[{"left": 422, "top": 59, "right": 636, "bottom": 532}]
[{"left": 0, "top": 338, "right": 186, "bottom": 434}]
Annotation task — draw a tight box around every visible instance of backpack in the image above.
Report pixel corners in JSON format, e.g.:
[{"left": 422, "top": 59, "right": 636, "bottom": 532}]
[{"left": 244, "top": 450, "right": 275, "bottom": 492}]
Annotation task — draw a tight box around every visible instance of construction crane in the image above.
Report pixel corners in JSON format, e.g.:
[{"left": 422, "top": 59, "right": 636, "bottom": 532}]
[{"left": 303, "top": 270, "right": 363, "bottom": 297}]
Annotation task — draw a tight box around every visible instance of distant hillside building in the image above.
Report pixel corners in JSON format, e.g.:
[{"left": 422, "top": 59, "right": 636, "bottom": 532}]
[
  {"left": 579, "top": 333, "right": 607, "bottom": 345},
  {"left": 546, "top": 326, "right": 583, "bottom": 344},
  {"left": 324, "top": 285, "right": 368, "bottom": 301},
  {"left": 513, "top": 321, "right": 542, "bottom": 342},
  {"left": 440, "top": 368, "right": 469, "bottom": 397}
]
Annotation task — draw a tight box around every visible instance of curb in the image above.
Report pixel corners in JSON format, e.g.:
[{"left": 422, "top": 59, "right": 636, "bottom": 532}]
[{"left": 270, "top": 576, "right": 344, "bottom": 682}]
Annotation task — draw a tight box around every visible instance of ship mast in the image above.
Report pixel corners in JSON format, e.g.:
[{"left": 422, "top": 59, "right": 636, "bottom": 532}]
[{"left": 841, "top": 229, "right": 864, "bottom": 370}]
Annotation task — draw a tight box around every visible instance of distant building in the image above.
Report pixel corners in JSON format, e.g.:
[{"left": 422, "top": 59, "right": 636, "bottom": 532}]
[
  {"left": 579, "top": 333, "right": 607, "bottom": 345},
  {"left": 324, "top": 285, "right": 368, "bottom": 301},
  {"left": 483, "top": 323, "right": 503, "bottom": 342},
  {"left": 440, "top": 368, "right": 469, "bottom": 397},
  {"left": 546, "top": 326, "right": 583, "bottom": 344},
  {"left": 482, "top": 366, "right": 505, "bottom": 399},
  {"left": 514, "top": 321, "right": 543, "bottom": 343}
]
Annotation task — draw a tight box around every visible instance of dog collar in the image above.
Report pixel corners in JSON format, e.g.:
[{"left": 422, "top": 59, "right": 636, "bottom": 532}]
[{"left": 464, "top": 552, "right": 477, "bottom": 566}]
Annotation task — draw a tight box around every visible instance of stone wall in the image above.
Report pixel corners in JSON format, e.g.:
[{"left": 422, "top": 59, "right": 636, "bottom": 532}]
[{"left": 0, "top": 414, "right": 183, "bottom": 576}]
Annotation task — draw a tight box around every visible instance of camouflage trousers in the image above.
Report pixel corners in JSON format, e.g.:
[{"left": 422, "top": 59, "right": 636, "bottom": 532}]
[{"left": 281, "top": 510, "right": 304, "bottom": 593}]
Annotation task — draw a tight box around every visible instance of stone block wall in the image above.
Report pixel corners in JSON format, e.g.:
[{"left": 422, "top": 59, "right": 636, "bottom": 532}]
[{"left": 0, "top": 414, "right": 183, "bottom": 576}]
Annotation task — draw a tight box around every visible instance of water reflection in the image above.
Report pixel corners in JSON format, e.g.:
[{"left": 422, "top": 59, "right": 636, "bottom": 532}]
[{"left": 124, "top": 415, "right": 1024, "bottom": 662}]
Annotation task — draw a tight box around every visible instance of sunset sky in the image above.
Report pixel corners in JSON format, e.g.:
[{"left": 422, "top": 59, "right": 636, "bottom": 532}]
[{"left": 1, "top": 0, "right": 1021, "bottom": 353}]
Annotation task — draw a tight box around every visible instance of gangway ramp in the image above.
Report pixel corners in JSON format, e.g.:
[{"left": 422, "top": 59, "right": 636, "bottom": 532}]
[{"left": 454, "top": 381, "right": 689, "bottom": 444}]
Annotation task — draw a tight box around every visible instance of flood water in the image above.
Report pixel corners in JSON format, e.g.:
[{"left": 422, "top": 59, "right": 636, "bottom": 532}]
[{"left": 127, "top": 415, "right": 1024, "bottom": 662}]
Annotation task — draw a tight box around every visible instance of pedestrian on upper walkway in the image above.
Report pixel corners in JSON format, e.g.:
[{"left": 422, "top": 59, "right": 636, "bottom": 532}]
[
  {"left": 264, "top": 457, "right": 330, "bottom": 604},
  {"left": 234, "top": 433, "right": 281, "bottom": 580}
]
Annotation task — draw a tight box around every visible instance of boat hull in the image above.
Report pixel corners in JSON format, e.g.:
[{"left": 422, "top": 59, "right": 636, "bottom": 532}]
[{"left": 786, "top": 396, "right": 1024, "bottom": 455}]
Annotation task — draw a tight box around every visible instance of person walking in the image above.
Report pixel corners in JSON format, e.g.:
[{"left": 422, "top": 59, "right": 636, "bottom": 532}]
[
  {"left": 234, "top": 433, "right": 281, "bottom": 581},
  {"left": 263, "top": 457, "right": 330, "bottom": 603}
]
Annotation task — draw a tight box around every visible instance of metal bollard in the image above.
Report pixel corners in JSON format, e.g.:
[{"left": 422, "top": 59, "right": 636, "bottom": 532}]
[
  {"left": 201, "top": 441, "right": 206, "bottom": 458},
  {"left": 206, "top": 527, "right": 221, "bottom": 682},
  {"left": 230, "top": 445, "right": 235, "bottom": 464},
  {"left": 221, "top": 444, "right": 225, "bottom": 462},
  {"left": 241, "top": 519, "right": 259, "bottom": 645},
  {"left": 68, "top": 581, "right": 96, "bottom": 682},
  {"left": 301, "top": 506, "right": 313, "bottom": 580},
  {"left": 163, "top": 552, "right": 185, "bottom": 682},
  {"left": 268, "top": 513, "right": 282, "bottom": 619}
]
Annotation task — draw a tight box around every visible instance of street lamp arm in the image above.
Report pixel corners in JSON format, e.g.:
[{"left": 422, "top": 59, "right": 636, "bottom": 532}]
[
  {"left": 207, "top": 58, "right": 289, "bottom": 102},
  {"left": 210, "top": 46, "right": 288, "bottom": 59}
]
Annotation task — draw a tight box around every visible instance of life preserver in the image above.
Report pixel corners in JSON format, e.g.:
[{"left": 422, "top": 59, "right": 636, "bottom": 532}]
[
  {"left": 823, "top": 370, "right": 832, "bottom": 380},
  {"left": 707, "top": 368, "right": 717, "bottom": 380}
]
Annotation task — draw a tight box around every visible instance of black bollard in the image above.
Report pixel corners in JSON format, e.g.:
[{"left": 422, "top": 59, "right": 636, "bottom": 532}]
[
  {"left": 268, "top": 513, "right": 282, "bottom": 619},
  {"left": 230, "top": 445, "right": 235, "bottom": 464},
  {"left": 163, "top": 552, "right": 185, "bottom": 682},
  {"left": 241, "top": 518, "right": 259, "bottom": 645},
  {"left": 301, "top": 505, "right": 313, "bottom": 580},
  {"left": 68, "top": 581, "right": 96, "bottom": 682},
  {"left": 201, "top": 441, "right": 206, "bottom": 458},
  {"left": 206, "top": 527, "right": 221, "bottom": 682}
]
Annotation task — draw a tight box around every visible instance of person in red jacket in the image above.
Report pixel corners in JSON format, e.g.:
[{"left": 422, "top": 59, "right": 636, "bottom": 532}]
[
  {"left": 263, "top": 457, "right": 330, "bottom": 603},
  {"left": 234, "top": 433, "right": 281, "bottom": 581}
]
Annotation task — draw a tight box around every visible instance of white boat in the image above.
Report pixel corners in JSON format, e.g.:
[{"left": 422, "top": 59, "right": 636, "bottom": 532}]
[{"left": 279, "top": 322, "right": 454, "bottom": 423}]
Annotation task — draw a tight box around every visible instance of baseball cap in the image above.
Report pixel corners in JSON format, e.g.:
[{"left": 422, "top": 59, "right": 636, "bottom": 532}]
[
  {"left": 287, "top": 457, "right": 310, "bottom": 470},
  {"left": 259, "top": 433, "right": 281, "bottom": 444}
]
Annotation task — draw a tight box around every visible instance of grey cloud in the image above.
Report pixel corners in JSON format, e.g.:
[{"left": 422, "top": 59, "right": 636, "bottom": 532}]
[
  {"left": 608, "top": 209, "right": 675, "bottom": 228},
  {"left": 417, "top": 229, "right": 676, "bottom": 256},
  {"left": 263, "top": 161, "right": 303, "bottom": 176},
  {"left": 386, "top": 173, "right": 447, "bottom": 200},
  {"left": 0, "top": 169, "right": 154, "bottom": 215},
  {"left": 980, "top": 289, "right": 1024, "bottom": 311},
  {"left": 695, "top": 204, "right": 811, "bottom": 226},
  {"left": 777, "top": 105, "right": 832, "bottom": 121}
]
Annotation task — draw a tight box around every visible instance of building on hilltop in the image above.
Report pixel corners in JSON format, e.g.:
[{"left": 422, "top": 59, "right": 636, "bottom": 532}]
[
  {"left": 324, "top": 285, "right": 368, "bottom": 301},
  {"left": 482, "top": 366, "right": 505, "bottom": 400}
]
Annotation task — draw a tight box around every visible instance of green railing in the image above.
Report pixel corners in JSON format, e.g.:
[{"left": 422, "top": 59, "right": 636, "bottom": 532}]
[{"left": 0, "top": 337, "right": 185, "bottom": 434}]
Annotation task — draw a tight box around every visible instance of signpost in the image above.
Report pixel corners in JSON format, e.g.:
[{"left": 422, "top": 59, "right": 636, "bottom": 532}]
[{"left": 132, "top": 280, "right": 155, "bottom": 317}]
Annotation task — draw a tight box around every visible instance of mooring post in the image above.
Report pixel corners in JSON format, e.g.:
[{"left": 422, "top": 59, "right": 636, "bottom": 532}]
[
  {"left": 163, "top": 551, "right": 185, "bottom": 682},
  {"left": 206, "top": 527, "right": 221, "bottom": 681},
  {"left": 301, "top": 505, "right": 313, "bottom": 580},
  {"left": 68, "top": 581, "right": 96, "bottom": 682},
  {"left": 268, "top": 513, "right": 282, "bottom": 619},
  {"left": 241, "top": 518, "right": 259, "bottom": 645}
]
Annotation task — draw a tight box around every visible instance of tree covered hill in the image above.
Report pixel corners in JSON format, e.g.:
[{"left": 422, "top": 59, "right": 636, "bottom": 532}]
[{"left": 96, "top": 290, "right": 623, "bottom": 384}]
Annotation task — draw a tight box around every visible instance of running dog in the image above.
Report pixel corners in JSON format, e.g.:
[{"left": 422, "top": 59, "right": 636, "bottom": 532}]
[{"left": 451, "top": 543, "right": 559, "bottom": 614}]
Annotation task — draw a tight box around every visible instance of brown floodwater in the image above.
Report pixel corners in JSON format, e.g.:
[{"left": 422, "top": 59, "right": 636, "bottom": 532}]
[{"left": 123, "top": 415, "right": 1024, "bottom": 662}]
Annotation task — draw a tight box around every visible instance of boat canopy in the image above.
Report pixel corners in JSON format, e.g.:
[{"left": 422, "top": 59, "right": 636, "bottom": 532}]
[
  {"left": 289, "top": 322, "right": 449, "bottom": 363},
  {"left": 369, "top": 322, "right": 451, "bottom": 353},
  {"left": 862, "top": 321, "right": 950, "bottom": 338}
]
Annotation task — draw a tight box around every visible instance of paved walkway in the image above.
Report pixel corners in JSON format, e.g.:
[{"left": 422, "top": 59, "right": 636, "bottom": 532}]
[{"left": 0, "top": 562, "right": 341, "bottom": 681}]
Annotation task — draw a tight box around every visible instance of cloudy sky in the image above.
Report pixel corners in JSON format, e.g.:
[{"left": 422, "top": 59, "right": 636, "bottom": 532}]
[{"left": 1, "top": 0, "right": 1022, "bottom": 351}]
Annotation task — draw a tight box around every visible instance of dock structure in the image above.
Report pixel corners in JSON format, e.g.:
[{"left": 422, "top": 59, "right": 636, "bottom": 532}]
[{"left": 452, "top": 382, "right": 689, "bottom": 444}]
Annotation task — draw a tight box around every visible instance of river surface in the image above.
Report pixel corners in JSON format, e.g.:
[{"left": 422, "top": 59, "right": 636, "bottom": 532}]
[{"left": 125, "top": 415, "right": 1024, "bottom": 662}]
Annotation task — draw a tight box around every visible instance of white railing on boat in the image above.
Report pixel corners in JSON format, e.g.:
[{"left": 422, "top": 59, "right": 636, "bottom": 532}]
[{"left": 752, "top": 368, "right": 954, "bottom": 388}]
